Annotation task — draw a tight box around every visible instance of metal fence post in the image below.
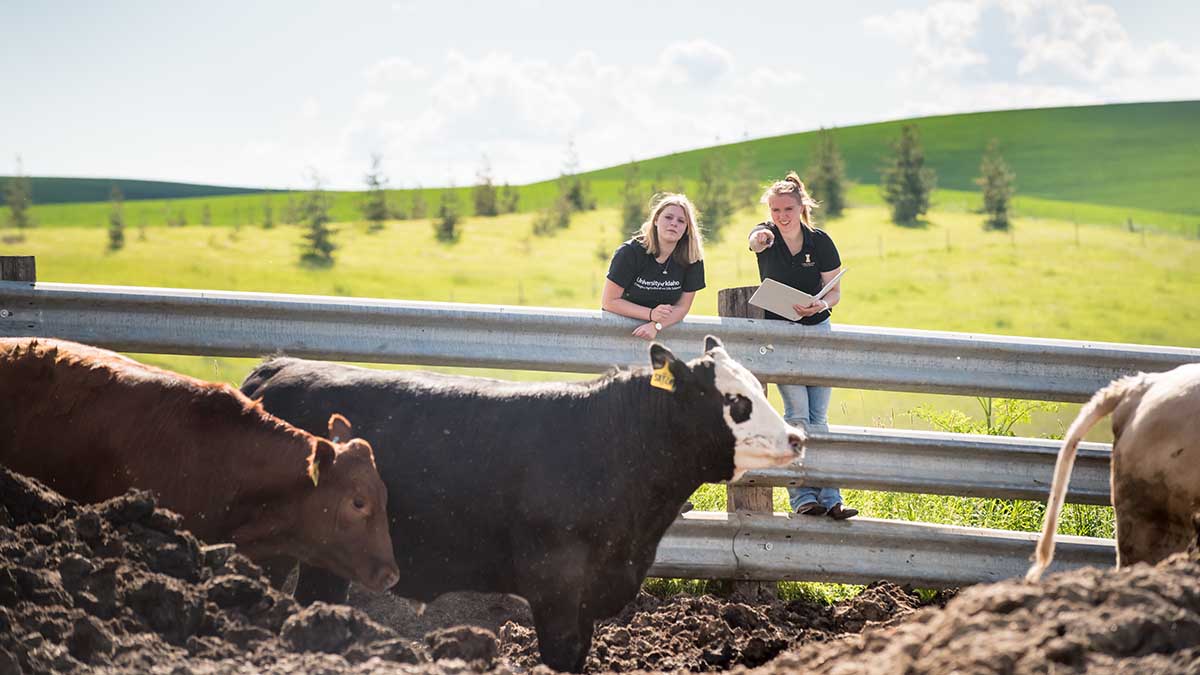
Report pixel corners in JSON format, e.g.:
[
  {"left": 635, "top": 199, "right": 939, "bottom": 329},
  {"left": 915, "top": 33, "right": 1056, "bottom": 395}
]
[{"left": 717, "top": 285, "right": 777, "bottom": 601}]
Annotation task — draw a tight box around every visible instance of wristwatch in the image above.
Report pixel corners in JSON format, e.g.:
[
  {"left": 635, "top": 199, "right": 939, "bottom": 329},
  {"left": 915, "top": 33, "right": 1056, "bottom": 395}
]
[
  {"left": 654, "top": 322, "right": 663, "bottom": 331},
  {"left": 819, "top": 300, "right": 830, "bottom": 312}
]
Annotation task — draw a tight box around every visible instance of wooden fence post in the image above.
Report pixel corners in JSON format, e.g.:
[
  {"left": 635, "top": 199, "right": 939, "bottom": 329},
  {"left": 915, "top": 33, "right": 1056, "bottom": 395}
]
[
  {"left": 0, "top": 256, "right": 35, "bottom": 282},
  {"left": 717, "top": 286, "right": 777, "bottom": 601}
]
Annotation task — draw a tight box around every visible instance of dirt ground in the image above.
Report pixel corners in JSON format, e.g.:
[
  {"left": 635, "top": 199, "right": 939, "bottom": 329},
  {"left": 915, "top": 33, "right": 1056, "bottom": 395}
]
[{"left": 4, "top": 465, "right": 1200, "bottom": 674}]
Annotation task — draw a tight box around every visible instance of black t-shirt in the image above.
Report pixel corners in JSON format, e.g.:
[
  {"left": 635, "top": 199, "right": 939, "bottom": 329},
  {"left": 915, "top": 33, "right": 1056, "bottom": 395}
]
[
  {"left": 752, "top": 222, "right": 841, "bottom": 325},
  {"left": 606, "top": 239, "right": 706, "bottom": 309}
]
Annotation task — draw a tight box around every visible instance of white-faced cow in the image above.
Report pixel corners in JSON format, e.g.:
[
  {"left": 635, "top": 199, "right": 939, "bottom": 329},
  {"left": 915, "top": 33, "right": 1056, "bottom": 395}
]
[
  {"left": 240, "top": 335, "right": 805, "bottom": 672},
  {"left": 1026, "top": 363, "right": 1200, "bottom": 582},
  {"left": 0, "top": 338, "right": 401, "bottom": 594}
]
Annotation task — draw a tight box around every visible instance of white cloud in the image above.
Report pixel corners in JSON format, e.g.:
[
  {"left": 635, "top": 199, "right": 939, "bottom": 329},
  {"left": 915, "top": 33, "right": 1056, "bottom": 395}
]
[
  {"left": 864, "top": 0, "right": 987, "bottom": 82},
  {"left": 365, "top": 58, "right": 428, "bottom": 88},
  {"left": 246, "top": 1, "right": 1200, "bottom": 191},
  {"left": 655, "top": 40, "right": 735, "bottom": 86},
  {"left": 747, "top": 67, "right": 805, "bottom": 91},
  {"left": 1008, "top": 0, "right": 1200, "bottom": 83},
  {"left": 326, "top": 40, "right": 815, "bottom": 187},
  {"left": 864, "top": 0, "right": 1200, "bottom": 118},
  {"left": 299, "top": 97, "right": 320, "bottom": 120}
]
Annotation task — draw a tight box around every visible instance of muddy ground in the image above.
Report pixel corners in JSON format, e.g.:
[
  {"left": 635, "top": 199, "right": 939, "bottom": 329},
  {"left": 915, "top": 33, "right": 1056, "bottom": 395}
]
[{"left": 3, "top": 465, "right": 1199, "bottom": 674}]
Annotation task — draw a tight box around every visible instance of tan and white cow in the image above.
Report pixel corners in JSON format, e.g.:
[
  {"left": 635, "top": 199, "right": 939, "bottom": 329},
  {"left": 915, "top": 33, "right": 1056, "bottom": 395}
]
[{"left": 1026, "top": 363, "right": 1200, "bottom": 582}]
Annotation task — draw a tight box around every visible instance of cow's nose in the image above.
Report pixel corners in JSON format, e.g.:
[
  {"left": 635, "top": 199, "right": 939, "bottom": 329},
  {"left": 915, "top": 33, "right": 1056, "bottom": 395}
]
[
  {"left": 787, "top": 432, "right": 805, "bottom": 455},
  {"left": 377, "top": 564, "right": 401, "bottom": 591}
]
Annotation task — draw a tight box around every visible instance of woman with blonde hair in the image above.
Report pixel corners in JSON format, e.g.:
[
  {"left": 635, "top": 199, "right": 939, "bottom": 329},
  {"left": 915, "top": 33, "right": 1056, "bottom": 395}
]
[
  {"left": 747, "top": 171, "right": 855, "bottom": 519},
  {"left": 602, "top": 193, "right": 706, "bottom": 341}
]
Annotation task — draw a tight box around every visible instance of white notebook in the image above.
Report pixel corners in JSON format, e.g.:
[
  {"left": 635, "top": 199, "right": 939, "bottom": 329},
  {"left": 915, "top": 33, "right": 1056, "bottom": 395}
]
[{"left": 748, "top": 268, "right": 847, "bottom": 321}]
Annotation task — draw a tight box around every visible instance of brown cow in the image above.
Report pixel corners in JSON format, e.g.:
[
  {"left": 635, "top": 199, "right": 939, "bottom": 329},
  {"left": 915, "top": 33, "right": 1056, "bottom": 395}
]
[
  {"left": 1026, "top": 363, "right": 1200, "bottom": 582},
  {"left": 0, "top": 338, "right": 400, "bottom": 593}
]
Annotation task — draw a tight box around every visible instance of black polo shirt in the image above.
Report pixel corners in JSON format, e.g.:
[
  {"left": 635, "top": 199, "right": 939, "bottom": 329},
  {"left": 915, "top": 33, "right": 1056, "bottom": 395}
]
[
  {"left": 752, "top": 222, "right": 841, "bottom": 325},
  {"left": 607, "top": 239, "right": 706, "bottom": 309}
]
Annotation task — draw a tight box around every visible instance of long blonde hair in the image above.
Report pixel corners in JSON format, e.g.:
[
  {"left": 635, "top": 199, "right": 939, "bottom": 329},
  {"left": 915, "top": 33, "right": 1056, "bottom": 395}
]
[
  {"left": 636, "top": 192, "right": 705, "bottom": 265},
  {"left": 761, "top": 171, "right": 820, "bottom": 232}
]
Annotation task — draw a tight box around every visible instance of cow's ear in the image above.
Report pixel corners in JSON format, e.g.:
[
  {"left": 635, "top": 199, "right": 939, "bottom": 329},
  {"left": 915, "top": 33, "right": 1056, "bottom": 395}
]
[
  {"left": 307, "top": 438, "right": 336, "bottom": 487},
  {"left": 649, "top": 343, "right": 678, "bottom": 370},
  {"left": 704, "top": 335, "right": 724, "bottom": 353},
  {"left": 328, "top": 413, "right": 353, "bottom": 443}
]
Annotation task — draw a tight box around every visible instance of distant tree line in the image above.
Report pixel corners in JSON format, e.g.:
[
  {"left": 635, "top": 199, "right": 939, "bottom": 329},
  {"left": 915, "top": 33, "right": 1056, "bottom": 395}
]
[{"left": 3, "top": 129, "right": 1021, "bottom": 263}]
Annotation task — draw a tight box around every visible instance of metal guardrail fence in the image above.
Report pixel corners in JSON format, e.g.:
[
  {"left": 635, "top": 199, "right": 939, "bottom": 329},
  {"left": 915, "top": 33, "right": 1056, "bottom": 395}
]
[
  {"left": 2, "top": 282, "right": 1197, "bottom": 402},
  {"left": 4, "top": 280, "right": 1197, "bottom": 585},
  {"left": 651, "top": 512, "right": 1115, "bottom": 587},
  {"left": 746, "top": 425, "right": 1114, "bottom": 505}
]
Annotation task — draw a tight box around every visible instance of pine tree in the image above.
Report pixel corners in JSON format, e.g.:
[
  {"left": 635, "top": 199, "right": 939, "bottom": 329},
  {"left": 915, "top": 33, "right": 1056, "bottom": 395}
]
[
  {"left": 361, "top": 153, "right": 390, "bottom": 232},
  {"left": 499, "top": 183, "right": 520, "bottom": 214},
  {"left": 298, "top": 174, "right": 336, "bottom": 266},
  {"left": 262, "top": 197, "right": 274, "bottom": 229},
  {"left": 620, "top": 161, "right": 644, "bottom": 234},
  {"left": 282, "top": 190, "right": 298, "bottom": 225},
  {"left": 532, "top": 196, "right": 571, "bottom": 237},
  {"left": 4, "top": 156, "right": 34, "bottom": 234},
  {"left": 976, "top": 139, "right": 1016, "bottom": 231},
  {"left": 433, "top": 188, "right": 461, "bottom": 244},
  {"left": 695, "top": 153, "right": 732, "bottom": 242},
  {"left": 563, "top": 177, "right": 595, "bottom": 212},
  {"left": 560, "top": 139, "right": 596, "bottom": 212},
  {"left": 880, "top": 124, "right": 937, "bottom": 225},
  {"left": 410, "top": 187, "right": 428, "bottom": 219},
  {"left": 806, "top": 128, "right": 848, "bottom": 219},
  {"left": 472, "top": 155, "right": 499, "bottom": 217},
  {"left": 107, "top": 185, "right": 125, "bottom": 251},
  {"left": 389, "top": 196, "right": 408, "bottom": 220},
  {"left": 166, "top": 203, "right": 187, "bottom": 227}
]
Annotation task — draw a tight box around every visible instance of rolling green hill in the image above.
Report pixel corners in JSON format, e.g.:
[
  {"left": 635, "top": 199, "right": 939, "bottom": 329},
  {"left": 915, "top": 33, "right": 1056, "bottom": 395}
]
[
  {"left": 11, "top": 101, "right": 1200, "bottom": 233},
  {"left": 0, "top": 177, "right": 277, "bottom": 205},
  {"left": 580, "top": 100, "right": 1200, "bottom": 215}
]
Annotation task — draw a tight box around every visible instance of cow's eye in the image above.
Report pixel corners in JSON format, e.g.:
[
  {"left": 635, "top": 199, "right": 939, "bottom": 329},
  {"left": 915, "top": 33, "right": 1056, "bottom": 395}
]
[
  {"left": 353, "top": 497, "right": 367, "bottom": 510},
  {"left": 724, "top": 394, "right": 752, "bottom": 423}
]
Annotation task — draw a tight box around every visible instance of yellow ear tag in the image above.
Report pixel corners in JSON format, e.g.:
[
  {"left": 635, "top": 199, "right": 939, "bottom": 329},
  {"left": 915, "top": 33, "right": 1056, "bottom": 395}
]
[
  {"left": 308, "top": 462, "right": 320, "bottom": 487},
  {"left": 650, "top": 363, "right": 675, "bottom": 392}
]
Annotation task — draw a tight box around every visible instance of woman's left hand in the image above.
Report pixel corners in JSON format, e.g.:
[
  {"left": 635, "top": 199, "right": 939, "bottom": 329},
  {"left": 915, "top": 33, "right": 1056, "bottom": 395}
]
[
  {"left": 792, "top": 300, "right": 827, "bottom": 318},
  {"left": 632, "top": 322, "right": 659, "bottom": 340}
]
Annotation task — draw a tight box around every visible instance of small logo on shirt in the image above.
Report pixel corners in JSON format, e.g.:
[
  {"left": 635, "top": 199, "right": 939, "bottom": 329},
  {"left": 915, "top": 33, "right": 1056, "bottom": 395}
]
[{"left": 634, "top": 276, "right": 681, "bottom": 291}]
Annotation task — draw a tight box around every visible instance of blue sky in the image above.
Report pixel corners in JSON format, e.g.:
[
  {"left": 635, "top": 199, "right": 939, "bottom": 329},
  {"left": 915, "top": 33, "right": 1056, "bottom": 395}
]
[{"left": 2, "top": 0, "right": 1198, "bottom": 189}]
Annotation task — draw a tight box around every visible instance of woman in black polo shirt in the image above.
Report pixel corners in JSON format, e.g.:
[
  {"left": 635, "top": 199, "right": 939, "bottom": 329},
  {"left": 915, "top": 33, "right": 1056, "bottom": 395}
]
[
  {"left": 747, "top": 172, "right": 856, "bottom": 520},
  {"left": 602, "top": 193, "right": 706, "bottom": 341}
]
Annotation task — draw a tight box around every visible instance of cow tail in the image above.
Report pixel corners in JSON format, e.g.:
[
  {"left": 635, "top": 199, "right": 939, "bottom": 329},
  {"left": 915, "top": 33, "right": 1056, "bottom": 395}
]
[{"left": 1025, "top": 375, "right": 1145, "bottom": 582}]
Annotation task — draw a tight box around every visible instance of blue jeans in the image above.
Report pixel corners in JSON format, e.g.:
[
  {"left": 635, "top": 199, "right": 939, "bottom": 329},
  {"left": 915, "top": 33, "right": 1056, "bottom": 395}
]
[{"left": 780, "top": 320, "right": 843, "bottom": 511}]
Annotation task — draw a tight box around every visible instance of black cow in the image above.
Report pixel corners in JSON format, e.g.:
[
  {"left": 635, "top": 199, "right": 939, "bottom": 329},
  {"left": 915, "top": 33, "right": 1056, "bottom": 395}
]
[{"left": 241, "top": 336, "right": 804, "bottom": 672}]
